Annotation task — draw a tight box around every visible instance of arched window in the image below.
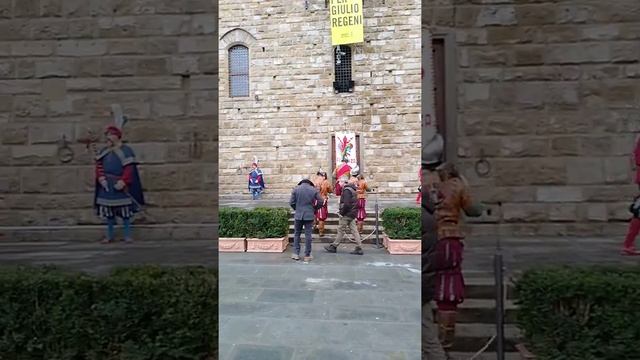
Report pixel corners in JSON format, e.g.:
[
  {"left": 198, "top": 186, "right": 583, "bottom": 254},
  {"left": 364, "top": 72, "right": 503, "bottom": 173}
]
[
  {"left": 333, "top": 45, "right": 354, "bottom": 93},
  {"left": 229, "top": 45, "right": 250, "bottom": 97}
]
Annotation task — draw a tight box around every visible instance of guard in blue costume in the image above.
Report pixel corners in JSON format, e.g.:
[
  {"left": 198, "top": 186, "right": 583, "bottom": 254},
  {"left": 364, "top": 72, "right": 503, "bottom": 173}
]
[
  {"left": 94, "top": 125, "right": 145, "bottom": 243},
  {"left": 248, "top": 162, "right": 266, "bottom": 200}
]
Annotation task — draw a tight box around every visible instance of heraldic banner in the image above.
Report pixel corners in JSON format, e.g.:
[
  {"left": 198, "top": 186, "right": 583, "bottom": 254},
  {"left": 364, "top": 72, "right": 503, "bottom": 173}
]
[{"left": 335, "top": 131, "right": 358, "bottom": 168}]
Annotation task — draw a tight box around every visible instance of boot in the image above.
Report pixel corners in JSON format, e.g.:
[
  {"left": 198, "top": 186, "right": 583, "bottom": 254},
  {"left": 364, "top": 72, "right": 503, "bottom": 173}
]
[
  {"left": 318, "top": 221, "right": 325, "bottom": 237},
  {"left": 357, "top": 221, "right": 364, "bottom": 233},
  {"left": 324, "top": 244, "right": 337, "bottom": 253},
  {"left": 350, "top": 246, "right": 363, "bottom": 255},
  {"left": 437, "top": 310, "right": 457, "bottom": 353}
]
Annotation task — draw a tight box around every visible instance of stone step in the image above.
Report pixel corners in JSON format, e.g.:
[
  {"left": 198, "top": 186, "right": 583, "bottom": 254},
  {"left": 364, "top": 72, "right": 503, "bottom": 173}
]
[
  {"left": 449, "top": 352, "right": 521, "bottom": 360},
  {"left": 431, "top": 299, "right": 518, "bottom": 324},
  {"left": 464, "top": 278, "right": 517, "bottom": 300},
  {"left": 449, "top": 323, "right": 521, "bottom": 353}
]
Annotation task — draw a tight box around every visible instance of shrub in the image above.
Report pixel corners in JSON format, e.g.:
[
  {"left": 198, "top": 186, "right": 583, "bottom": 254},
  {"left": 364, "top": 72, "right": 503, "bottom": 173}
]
[
  {"left": 515, "top": 266, "right": 640, "bottom": 360},
  {"left": 0, "top": 265, "right": 217, "bottom": 360},
  {"left": 219, "top": 207, "right": 249, "bottom": 238},
  {"left": 381, "top": 207, "right": 420, "bottom": 239},
  {"left": 219, "top": 207, "right": 290, "bottom": 238}
]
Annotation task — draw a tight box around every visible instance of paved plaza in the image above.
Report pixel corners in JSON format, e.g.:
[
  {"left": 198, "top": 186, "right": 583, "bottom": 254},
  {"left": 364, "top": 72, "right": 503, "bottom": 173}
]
[
  {"left": 218, "top": 245, "right": 422, "bottom": 360},
  {"left": 0, "top": 233, "right": 637, "bottom": 360}
]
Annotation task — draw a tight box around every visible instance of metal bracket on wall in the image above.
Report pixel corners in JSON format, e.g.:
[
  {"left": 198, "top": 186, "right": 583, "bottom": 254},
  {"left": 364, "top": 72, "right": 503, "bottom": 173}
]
[
  {"left": 57, "top": 134, "right": 74, "bottom": 163},
  {"left": 475, "top": 148, "right": 491, "bottom": 178}
]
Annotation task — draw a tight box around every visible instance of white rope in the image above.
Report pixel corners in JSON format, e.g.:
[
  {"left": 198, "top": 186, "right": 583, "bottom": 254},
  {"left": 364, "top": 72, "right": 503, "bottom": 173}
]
[{"left": 467, "top": 335, "right": 496, "bottom": 360}]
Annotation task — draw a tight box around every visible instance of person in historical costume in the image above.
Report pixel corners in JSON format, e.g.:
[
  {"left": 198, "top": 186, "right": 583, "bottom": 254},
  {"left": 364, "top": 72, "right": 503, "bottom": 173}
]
[
  {"left": 333, "top": 159, "right": 352, "bottom": 197},
  {"left": 248, "top": 162, "right": 265, "bottom": 200},
  {"left": 421, "top": 132, "right": 447, "bottom": 359},
  {"left": 314, "top": 171, "right": 333, "bottom": 237},
  {"left": 432, "top": 162, "right": 484, "bottom": 354},
  {"left": 355, "top": 172, "right": 369, "bottom": 234},
  {"left": 95, "top": 125, "right": 145, "bottom": 244}
]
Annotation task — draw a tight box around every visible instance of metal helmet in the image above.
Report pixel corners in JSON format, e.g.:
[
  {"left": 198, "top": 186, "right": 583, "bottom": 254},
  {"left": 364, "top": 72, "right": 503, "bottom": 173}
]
[
  {"left": 423, "top": 131, "right": 444, "bottom": 166},
  {"left": 350, "top": 165, "right": 360, "bottom": 177}
]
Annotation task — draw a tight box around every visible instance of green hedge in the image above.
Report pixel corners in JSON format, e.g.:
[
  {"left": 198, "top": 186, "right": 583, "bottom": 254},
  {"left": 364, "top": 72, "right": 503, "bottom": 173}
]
[
  {"left": 0, "top": 266, "right": 217, "bottom": 360},
  {"left": 219, "top": 207, "right": 289, "bottom": 238},
  {"left": 381, "top": 207, "right": 420, "bottom": 239},
  {"left": 515, "top": 266, "right": 640, "bottom": 360}
]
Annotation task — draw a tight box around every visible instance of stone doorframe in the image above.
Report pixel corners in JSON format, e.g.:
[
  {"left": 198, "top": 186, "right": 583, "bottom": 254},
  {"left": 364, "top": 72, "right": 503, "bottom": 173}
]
[{"left": 423, "top": 26, "right": 458, "bottom": 164}]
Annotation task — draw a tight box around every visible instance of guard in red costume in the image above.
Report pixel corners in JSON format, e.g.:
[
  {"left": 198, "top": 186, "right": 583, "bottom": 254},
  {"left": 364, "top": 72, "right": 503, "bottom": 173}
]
[
  {"left": 355, "top": 171, "right": 369, "bottom": 234},
  {"left": 333, "top": 159, "right": 352, "bottom": 196},
  {"left": 432, "top": 163, "right": 483, "bottom": 354},
  {"left": 314, "top": 171, "right": 333, "bottom": 237}
]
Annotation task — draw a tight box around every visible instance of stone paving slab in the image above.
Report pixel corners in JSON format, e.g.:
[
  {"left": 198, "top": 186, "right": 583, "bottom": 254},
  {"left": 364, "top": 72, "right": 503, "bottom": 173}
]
[
  {"left": 466, "top": 236, "right": 640, "bottom": 276},
  {"left": 0, "top": 240, "right": 217, "bottom": 274},
  {"left": 219, "top": 244, "right": 421, "bottom": 360}
]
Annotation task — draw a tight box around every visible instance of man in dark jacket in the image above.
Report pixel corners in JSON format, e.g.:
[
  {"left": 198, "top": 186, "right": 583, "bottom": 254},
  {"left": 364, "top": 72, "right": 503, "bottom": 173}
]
[
  {"left": 290, "top": 176, "right": 325, "bottom": 262},
  {"left": 422, "top": 131, "right": 447, "bottom": 360},
  {"left": 324, "top": 176, "right": 363, "bottom": 255}
]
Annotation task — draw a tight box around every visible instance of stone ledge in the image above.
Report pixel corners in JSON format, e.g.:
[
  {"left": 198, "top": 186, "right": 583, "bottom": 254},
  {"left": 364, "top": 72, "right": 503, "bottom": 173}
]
[{"left": 0, "top": 224, "right": 218, "bottom": 242}]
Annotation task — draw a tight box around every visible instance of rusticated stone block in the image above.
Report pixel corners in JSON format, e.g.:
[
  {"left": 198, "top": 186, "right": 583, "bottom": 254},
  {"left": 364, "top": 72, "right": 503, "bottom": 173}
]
[
  {"left": 1, "top": 124, "right": 28, "bottom": 145},
  {"left": 548, "top": 204, "right": 578, "bottom": 222},
  {"left": 566, "top": 158, "right": 604, "bottom": 185},
  {"left": 502, "top": 203, "right": 548, "bottom": 223},
  {"left": 151, "top": 92, "right": 186, "bottom": 117},
  {"left": 536, "top": 186, "right": 585, "bottom": 203},
  {"left": 136, "top": 57, "right": 169, "bottom": 76},
  {"left": 57, "top": 40, "right": 108, "bottom": 57},
  {"left": 29, "top": 123, "right": 75, "bottom": 144},
  {"left": 14, "top": 96, "right": 46, "bottom": 117}
]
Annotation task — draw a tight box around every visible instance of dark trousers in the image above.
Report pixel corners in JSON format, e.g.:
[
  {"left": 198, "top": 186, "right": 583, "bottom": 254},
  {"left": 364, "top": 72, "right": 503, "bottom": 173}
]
[{"left": 293, "top": 219, "right": 314, "bottom": 256}]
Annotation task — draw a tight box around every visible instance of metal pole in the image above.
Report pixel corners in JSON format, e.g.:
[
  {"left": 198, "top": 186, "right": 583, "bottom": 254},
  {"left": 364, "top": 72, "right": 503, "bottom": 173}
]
[
  {"left": 375, "top": 189, "right": 380, "bottom": 248},
  {"left": 494, "top": 202, "right": 505, "bottom": 360}
]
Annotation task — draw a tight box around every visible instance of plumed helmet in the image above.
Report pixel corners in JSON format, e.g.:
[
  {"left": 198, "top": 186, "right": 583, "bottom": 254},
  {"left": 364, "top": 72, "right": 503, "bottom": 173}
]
[
  {"left": 423, "top": 128, "right": 444, "bottom": 166},
  {"left": 350, "top": 165, "right": 360, "bottom": 177}
]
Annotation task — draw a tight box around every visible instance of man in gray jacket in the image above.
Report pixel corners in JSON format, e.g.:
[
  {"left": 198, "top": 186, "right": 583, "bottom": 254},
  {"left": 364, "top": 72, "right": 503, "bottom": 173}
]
[{"left": 290, "top": 176, "right": 325, "bottom": 262}]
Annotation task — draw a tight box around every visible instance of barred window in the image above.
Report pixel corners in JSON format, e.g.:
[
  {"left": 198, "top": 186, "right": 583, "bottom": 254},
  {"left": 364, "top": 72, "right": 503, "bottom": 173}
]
[
  {"left": 229, "top": 45, "right": 250, "bottom": 97},
  {"left": 333, "top": 45, "right": 354, "bottom": 93}
]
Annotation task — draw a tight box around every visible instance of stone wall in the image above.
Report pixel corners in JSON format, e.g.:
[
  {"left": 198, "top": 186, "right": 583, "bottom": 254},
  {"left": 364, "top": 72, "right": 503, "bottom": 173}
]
[
  {"left": 0, "top": 0, "right": 218, "bottom": 241},
  {"left": 219, "top": 0, "right": 421, "bottom": 197},
  {"left": 424, "top": 0, "right": 640, "bottom": 236}
]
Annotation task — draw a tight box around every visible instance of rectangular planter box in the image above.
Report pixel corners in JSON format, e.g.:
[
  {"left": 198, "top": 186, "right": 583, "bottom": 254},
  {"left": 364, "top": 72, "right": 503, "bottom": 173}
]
[
  {"left": 218, "top": 238, "right": 246, "bottom": 252},
  {"left": 246, "top": 236, "right": 289, "bottom": 253},
  {"left": 384, "top": 234, "right": 421, "bottom": 255}
]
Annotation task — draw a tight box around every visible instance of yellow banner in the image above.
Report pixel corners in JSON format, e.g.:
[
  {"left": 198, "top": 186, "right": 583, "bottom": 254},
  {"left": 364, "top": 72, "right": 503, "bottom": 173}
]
[{"left": 329, "top": 0, "right": 364, "bottom": 46}]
